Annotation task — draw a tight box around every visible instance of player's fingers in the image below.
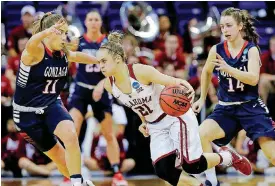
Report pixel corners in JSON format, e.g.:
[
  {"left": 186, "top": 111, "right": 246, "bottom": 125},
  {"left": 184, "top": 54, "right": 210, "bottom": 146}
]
[
  {"left": 52, "top": 28, "right": 61, "bottom": 35},
  {"left": 211, "top": 62, "right": 220, "bottom": 66},
  {"left": 216, "top": 53, "right": 223, "bottom": 60},
  {"left": 55, "top": 18, "right": 65, "bottom": 28},
  {"left": 187, "top": 91, "right": 194, "bottom": 99}
]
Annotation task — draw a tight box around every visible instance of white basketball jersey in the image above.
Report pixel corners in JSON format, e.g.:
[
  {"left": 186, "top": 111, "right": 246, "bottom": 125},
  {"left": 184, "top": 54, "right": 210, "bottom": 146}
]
[{"left": 109, "top": 64, "right": 165, "bottom": 123}]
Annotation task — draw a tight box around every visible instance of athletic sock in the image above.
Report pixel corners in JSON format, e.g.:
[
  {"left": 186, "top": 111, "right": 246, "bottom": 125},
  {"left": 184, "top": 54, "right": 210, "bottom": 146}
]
[
  {"left": 70, "top": 174, "right": 83, "bottom": 185},
  {"left": 111, "top": 163, "right": 120, "bottom": 174},
  {"left": 205, "top": 168, "right": 218, "bottom": 186}
]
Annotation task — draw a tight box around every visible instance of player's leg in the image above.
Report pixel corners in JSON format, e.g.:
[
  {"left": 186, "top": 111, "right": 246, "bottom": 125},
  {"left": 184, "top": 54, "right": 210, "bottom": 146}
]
[
  {"left": 200, "top": 104, "right": 243, "bottom": 185},
  {"left": 154, "top": 153, "right": 202, "bottom": 186},
  {"left": 44, "top": 161, "right": 57, "bottom": 172},
  {"left": 239, "top": 99, "right": 275, "bottom": 166},
  {"left": 120, "top": 158, "right": 135, "bottom": 173},
  {"left": 93, "top": 96, "right": 120, "bottom": 171},
  {"left": 18, "top": 157, "right": 51, "bottom": 176},
  {"left": 43, "top": 142, "right": 69, "bottom": 177},
  {"left": 46, "top": 100, "right": 88, "bottom": 185},
  {"left": 93, "top": 93, "right": 127, "bottom": 185},
  {"left": 100, "top": 112, "right": 120, "bottom": 168},
  {"left": 148, "top": 116, "right": 202, "bottom": 186},
  {"left": 19, "top": 129, "right": 70, "bottom": 178},
  {"left": 84, "top": 157, "right": 100, "bottom": 171},
  {"left": 69, "top": 108, "right": 85, "bottom": 136},
  {"left": 53, "top": 120, "right": 82, "bottom": 179},
  {"left": 1, "top": 160, "right": 5, "bottom": 169},
  {"left": 257, "top": 137, "right": 275, "bottom": 165},
  {"left": 68, "top": 94, "right": 87, "bottom": 136},
  {"left": 259, "top": 76, "right": 274, "bottom": 104}
]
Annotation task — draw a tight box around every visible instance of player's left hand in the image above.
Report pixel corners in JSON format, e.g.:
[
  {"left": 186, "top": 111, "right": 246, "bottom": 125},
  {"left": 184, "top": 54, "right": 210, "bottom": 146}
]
[
  {"left": 92, "top": 84, "right": 104, "bottom": 102},
  {"left": 212, "top": 53, "right": 232, "bottom": 73},
  {"left": 176, "top": 80, "right": 195, "bottom": 104}
]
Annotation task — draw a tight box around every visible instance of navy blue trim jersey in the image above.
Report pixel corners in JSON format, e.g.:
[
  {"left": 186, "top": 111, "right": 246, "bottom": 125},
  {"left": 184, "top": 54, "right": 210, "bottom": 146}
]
[
  {"left": 13, "top": 47, "right": 69, "bottom": 107},
  {"left": 216, "top": 41, "right": 260, "bottom": 102},
  {"left": 74, "top": 34, "right": 107, "bottom": 85}
]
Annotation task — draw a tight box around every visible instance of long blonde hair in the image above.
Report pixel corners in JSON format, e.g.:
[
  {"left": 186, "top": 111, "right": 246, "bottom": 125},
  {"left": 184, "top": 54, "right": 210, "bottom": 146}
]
[
  {"left": 32, "top": 12, "right": 74, "bottom": 54},
  {"left": 100, "top": 31, "right": 127, "bottom": 61}
]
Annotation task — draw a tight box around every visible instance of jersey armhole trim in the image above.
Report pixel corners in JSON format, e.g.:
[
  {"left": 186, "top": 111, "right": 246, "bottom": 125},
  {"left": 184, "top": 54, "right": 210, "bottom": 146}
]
[
  {"left": 109, "top": 76, "right": 114, "bottom": 86},
  {"left": 127, "top": 64, "right": 137, "bottom": 80}
]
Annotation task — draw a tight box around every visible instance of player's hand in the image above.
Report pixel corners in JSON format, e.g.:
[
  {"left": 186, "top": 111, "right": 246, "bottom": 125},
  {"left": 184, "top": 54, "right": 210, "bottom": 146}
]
[
  {"left": 44, "top": 16, "right": 66, "bottom": 36},
  {"left": 192, "top": 98, "right": 204, "bottom": 115},
  {"left": 139, "top": 123, "right": 149, "bottom": 137},
  {"left": 176, "top": 79, "right": 195, "bottom": 104},
  {"left": 211, "top": 53, "right": 232, "bottom": 73},
  {"left": 93, "top": 85, "right": 104, "bottom": 102}
]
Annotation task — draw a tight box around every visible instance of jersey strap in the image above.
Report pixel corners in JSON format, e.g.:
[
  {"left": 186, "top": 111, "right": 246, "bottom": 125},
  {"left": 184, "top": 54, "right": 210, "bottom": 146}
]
[
  {"left": 127, "top": 64, "right": 137, "bottom": 80},
  {"left": 109, "top": 76, "right": 114, "bottom": 86}
]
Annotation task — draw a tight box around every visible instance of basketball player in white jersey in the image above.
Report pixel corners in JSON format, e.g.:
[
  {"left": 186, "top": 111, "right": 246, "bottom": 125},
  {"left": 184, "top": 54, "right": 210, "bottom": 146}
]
[{"left": 95, "top": 31, "right": 252, "bottom": 186}]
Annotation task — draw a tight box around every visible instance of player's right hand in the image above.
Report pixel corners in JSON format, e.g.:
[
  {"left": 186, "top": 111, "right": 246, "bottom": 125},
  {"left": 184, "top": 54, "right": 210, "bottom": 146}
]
[
  {"left": 44, "top": 17, "right": 66, "bottom": 36},
  {"left": 139, "top": 123, "right": 149, "bottom": 137},
  {"left": 192, "top": 98, "right": 204, "bottom": 115}
]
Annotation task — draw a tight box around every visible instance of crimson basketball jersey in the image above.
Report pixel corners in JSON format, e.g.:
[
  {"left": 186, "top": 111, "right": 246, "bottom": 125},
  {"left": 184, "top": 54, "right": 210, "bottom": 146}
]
[{"left": 109, "top": 64, "right": 165, "bottom": 123}]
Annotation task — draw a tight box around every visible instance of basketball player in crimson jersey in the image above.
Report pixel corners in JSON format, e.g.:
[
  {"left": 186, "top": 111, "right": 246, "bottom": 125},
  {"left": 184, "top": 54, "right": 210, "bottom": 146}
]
[{"left": 94, "top": 31, "right": 252, "bottom": 186}]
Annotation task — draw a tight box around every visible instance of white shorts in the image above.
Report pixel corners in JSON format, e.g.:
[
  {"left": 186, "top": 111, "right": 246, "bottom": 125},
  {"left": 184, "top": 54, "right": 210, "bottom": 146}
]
[
  {"left": 147, "top": 109, "right": 203, "bottom": 168},
  {"left": 112, "top": 104, "right": 128, "bottom": 125}
]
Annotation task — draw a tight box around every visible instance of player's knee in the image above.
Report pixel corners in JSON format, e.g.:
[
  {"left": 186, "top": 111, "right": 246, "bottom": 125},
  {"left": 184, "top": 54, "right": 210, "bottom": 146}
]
[
  {"left": 199, "top": 127, "right": 212, "bottom": 142},
  {"left": 182, "top": 155, "right": 208, "bottom": 174},
  {"left": 102, "top": 112, "right": 113, "bottom": 124},
  {"left": 18, "top": 157, "right": 30, "bottom": 169},
  {"left": 259, "top": 77, "right": 270, "bottom": 87},
  {"left": 61, "top": 129, "right": 79, "bottom": 147},
  {"left": 102, "top": 131, "right": 115, "bottom": 142}
]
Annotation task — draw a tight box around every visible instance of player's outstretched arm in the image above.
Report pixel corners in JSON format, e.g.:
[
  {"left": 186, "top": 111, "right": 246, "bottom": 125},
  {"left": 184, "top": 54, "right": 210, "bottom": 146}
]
[
  {"left": 67, "top": 50, "right": 98, "bottom": 64},
  {"left": 22, "top": 17, "right": 66, "bottom": 66},
  {"left": 214, "top": 47, "right": 260, "bottom": 86},
  {"left": 133, "top": 64, "right": 194, "bottom": 101}
]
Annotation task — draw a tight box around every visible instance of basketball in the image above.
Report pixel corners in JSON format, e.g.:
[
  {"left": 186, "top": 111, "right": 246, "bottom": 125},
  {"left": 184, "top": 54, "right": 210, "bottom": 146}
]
[{"left": 159, "top": 85, "right": 191, "bottom": 117}]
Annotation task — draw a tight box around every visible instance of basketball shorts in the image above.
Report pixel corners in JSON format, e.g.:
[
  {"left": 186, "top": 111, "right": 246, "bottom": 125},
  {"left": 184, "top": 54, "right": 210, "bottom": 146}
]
[
  {"left": 207, "top": 98, "right": 275, "bottom": 146},
  {"left": 147, "top": 109, "right": 203, "bottom": 168},
  {"left": 68, "top": 83, "right": 113, "bottom": 122},
  {"left": 13, "top": 99, "right": 73, "bottom": 152}
]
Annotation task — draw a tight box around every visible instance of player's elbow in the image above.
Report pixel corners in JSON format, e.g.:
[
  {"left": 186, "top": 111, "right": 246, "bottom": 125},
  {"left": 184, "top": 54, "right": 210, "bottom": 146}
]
[{"left": 248, "top": 75, "right": 259, "bottom": 86}]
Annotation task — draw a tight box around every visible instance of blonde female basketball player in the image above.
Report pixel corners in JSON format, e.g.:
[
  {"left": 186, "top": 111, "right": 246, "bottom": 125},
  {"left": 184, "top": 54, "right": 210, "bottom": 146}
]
[{"left": 95, "top": 31, "right": 252, "bottom": 186}]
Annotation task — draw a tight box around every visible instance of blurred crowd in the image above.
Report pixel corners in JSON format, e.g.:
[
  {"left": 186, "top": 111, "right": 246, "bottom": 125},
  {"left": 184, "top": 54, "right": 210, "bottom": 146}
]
[{"left": 1, "top": 2, "right": 275, "bottom": 178}]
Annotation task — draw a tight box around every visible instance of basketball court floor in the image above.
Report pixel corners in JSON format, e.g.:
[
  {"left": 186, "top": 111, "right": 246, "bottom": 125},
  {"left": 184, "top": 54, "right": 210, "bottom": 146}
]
[{"left": 2, "top": 175, "right": 275, "bottom": 186}]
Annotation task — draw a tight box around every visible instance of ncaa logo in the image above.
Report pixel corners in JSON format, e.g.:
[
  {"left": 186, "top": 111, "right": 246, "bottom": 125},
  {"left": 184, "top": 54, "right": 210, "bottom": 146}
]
[
  {"left": 241, "top": 55, "right": 248, "bottom": 62},
  {"left": 132, "top": 82, "right": 140, "bottom": 89},
  {"left": 243, "top": 48, "right": 248, "bottom": 55}
]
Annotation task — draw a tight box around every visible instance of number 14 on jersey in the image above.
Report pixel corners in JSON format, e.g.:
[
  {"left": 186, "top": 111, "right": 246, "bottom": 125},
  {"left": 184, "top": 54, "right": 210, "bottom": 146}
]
[{"left": 227, "top": 78, "right": 244, "bottom": 92}]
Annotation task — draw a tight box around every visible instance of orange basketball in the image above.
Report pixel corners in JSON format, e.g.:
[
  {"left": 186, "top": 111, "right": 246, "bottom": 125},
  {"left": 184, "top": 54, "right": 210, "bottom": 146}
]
[{"left": 159, "top": 85, "right": 191, "bottom": 117}]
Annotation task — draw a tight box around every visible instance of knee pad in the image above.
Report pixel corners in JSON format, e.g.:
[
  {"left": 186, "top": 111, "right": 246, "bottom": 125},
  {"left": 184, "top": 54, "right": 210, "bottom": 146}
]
[
  {"left": 182, "top": 155, "right": 208, "bottom": 174},
  {"left": 154, "top": 153, "right": 181, "bottom": 186}
]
